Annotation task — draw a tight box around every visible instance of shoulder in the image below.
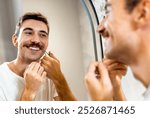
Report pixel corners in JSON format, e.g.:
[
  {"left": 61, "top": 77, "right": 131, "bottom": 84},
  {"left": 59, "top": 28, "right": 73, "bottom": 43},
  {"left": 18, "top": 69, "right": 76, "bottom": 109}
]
[
  {"left": 0, "top": 62, "right": 10, "bottom": 76},
  {"left": 0, "top": 62, "right": 9, "bottom": 70}
]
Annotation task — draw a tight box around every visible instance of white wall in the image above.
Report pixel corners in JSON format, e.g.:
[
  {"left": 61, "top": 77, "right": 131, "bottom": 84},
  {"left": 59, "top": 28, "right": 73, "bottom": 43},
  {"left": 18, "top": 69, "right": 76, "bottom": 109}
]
[{"left": 22, "top": 0, "right": 87, "bottom": 100}]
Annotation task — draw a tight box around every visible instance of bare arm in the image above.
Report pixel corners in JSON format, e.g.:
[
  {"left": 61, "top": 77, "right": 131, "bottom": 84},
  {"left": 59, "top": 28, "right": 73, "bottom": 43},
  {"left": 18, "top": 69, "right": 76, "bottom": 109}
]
[{"left": 41, "top": 52, "right": 77, "bottom": 101}]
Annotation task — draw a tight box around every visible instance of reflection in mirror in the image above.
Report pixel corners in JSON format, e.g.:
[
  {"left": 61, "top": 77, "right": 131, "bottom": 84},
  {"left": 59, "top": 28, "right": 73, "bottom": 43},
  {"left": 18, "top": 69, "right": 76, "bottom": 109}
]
[{"left": 0, "top": 0, "right": 101, "bottom": 100}]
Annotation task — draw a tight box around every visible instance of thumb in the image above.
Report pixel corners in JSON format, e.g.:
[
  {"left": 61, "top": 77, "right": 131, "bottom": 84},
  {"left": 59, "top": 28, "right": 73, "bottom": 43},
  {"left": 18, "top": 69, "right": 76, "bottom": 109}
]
[{"left": 97, "top": 62, "right": 112, "bottom": 86}]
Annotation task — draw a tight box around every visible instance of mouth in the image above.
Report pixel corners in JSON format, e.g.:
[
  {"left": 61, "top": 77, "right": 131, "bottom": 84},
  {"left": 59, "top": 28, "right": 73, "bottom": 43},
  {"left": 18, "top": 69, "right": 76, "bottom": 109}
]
[
  {"left": 24, "top": 43, "right": 43, "bottom": 51},
  {"left": 28, "top": 46, "right": 40, "bottom": 51}
]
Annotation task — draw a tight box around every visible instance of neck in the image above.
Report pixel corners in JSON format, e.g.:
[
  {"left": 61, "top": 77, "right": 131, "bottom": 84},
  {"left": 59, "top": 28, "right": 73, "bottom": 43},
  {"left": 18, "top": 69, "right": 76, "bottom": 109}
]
[
  {"left": 8, "top": 58, "right": 32, "bottom": 77},
  {"left": 130, "top": 50, "right": 150, "bottom": 88}
]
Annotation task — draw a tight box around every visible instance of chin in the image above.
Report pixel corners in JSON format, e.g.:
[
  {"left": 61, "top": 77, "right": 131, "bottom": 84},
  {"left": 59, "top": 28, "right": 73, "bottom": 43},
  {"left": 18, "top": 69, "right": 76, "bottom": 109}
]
[
  {"left": 105, "top": 49, "right": 123, "bottom": 62},
  {"left": 28, "top": 55, "right": 43, "bottom": 62},
  {"left": 28, "top": 58, "right": 40, "bottom": 62},
  {"left": 104, "top": 49, "right": 114, "bottom": 59}
]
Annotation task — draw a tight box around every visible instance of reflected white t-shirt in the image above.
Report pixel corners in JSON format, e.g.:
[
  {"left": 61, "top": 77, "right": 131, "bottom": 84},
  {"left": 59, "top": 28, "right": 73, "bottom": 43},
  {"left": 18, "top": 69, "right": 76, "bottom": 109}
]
[{"left": 0, "top": 62, "right": 57, "bottom": 101}]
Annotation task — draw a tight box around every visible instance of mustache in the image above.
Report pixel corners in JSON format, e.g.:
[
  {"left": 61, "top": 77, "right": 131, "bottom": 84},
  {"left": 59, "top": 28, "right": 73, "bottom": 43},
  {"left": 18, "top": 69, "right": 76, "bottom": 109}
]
[{"left": 23, "top": 42, "right": 44, "bottom": 50}]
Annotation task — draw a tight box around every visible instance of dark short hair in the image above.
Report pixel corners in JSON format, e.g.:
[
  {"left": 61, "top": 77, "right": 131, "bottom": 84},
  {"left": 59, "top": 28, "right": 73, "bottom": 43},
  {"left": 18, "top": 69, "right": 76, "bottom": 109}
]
[
  {"left": 15, "top": 12, "right": 49, "bottom": 36},
  {"left": 125, "top": 0, "right": 141, "bottom": 13}
]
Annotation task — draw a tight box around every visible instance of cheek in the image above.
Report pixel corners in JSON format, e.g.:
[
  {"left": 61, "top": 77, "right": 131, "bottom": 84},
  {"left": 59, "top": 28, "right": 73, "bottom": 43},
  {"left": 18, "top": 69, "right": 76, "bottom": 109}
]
[{"left": 43, "top": 40, "right": 48, "bottom": 48}]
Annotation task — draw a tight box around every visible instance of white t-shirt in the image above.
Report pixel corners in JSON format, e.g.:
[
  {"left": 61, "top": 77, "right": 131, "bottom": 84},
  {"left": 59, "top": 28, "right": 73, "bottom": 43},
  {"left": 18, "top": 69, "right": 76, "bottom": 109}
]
[{"left": 0, "top": 62, "right": 57, "bottom": 101}]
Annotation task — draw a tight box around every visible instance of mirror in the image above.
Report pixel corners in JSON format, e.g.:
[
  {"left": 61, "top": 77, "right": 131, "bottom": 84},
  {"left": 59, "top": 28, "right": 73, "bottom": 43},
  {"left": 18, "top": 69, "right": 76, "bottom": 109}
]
[{"left": 0, "top": 0, "right": 145, "bottom": 100}]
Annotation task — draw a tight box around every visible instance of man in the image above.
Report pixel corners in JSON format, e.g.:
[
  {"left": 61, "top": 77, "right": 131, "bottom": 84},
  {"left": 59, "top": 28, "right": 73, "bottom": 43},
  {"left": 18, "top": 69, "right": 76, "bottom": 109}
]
[
  {"left": 0, "top": 12, "right": 76, "bottom": 101},
  {"left": 85, "top": 0, "right": 150, "bottom": 100}
]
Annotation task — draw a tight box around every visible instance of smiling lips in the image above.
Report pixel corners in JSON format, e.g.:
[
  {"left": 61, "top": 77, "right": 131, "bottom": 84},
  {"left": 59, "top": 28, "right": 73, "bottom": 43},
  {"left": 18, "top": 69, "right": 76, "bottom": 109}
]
[
  {"left": 28, "top": 46, "right": 40, "bottom": 51},
  {"left": 24, "top": 42, "right": 44, "bottom": 51}
]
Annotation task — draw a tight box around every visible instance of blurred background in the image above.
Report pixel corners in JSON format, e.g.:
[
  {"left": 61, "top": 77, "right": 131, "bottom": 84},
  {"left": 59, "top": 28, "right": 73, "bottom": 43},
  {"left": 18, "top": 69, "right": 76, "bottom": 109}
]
[{"left": 0, "top": 0, "right": 145, "bottom": 100}]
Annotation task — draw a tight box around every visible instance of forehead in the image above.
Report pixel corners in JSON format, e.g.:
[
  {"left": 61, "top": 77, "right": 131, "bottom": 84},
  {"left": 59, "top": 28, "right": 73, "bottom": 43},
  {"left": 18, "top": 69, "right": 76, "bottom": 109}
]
[{"left": 21, "top": 19, "right": 48, "bottom": 32}]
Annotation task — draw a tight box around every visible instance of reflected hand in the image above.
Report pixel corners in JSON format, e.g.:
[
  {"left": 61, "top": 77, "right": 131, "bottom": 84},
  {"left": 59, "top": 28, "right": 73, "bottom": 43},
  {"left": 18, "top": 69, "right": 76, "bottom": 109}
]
[
  {"left": 21, "top": 62, "right": 47, "bottom": 100},
  {"left": 85, "top": 61, "right": 113, "bottom": 101},
  {"left": 41, "top": 52, "right": 62, "bottom": 82},
  {"left": 41, "top": 52, "right": 77, "bottom": 101}
]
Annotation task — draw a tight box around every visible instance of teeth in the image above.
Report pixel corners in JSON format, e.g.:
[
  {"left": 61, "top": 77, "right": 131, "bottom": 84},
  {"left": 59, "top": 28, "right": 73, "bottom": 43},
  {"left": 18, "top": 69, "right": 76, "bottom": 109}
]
[{"left": 29, "top": 47, "right": 40, "bottom": 51}]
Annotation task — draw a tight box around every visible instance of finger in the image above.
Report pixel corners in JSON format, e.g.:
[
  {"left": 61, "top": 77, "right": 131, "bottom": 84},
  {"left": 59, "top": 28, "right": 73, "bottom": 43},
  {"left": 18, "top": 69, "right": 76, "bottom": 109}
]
[
  {"left": 85, "top": 71, "right": 100, "bottom": 89},
  {"left": 25, "top": 62, "right": 37, "bottom": 72},
  {"left": 98, "top": 62, "right": 109, "bottom": 78},
  {"left": 41, "top": 59, "right": 51, "bottom": 73},
  {"left": 48, "top": 52, "right": 60, "bottom": 63},
  {"left": 103, "top": 59, "right": 117, "bottom": 66},
  {"left": 85, "top": 75, "right": 99, "bottom": 89},
  {"left": 87, "top": 62, "right": 99, "bottom": 73},
  {"left": 38, "top": 66, "right": 44, "bottom": 76},
  {"left": 97, "top": 62, "right": 111, "bottom": 85},
  {"left": 107, "top": 62, "right": 127, "bottom": 71},
  {"left": 32, "top": 62, "right": 41, "bottom": 72},
  {"left": 84, "top": 62, "right": 99, "bottom": 81},
  {"left": 111, "top": 75, "right": 122, "bottom": 88},
  {"left": 41, "top": 71, "right": 47, "bottom": 79},
  {"left": 41, "top": 58, "right": 51, "bottom": 67},
  {"left": 42, "top": 54, "right": 56, "bottom": 63},
  {"left": 117, "top": 70, "right": 127, "bottom": 76}
]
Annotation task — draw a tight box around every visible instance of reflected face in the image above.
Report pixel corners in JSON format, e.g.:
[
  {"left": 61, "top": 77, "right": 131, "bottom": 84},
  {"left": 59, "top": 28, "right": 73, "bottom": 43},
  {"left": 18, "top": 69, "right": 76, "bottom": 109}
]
[
  {"left": 99, "top": 0, "right": 140, "bottom": 63},
  {"left": 16, "top": 19, "right": 48, "bottom": 62}
]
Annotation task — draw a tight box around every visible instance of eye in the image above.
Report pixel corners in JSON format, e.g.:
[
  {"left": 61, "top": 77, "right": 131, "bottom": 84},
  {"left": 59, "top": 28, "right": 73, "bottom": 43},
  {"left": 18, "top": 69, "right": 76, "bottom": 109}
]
[
  {"left": 105, "top": 3, "right": 111, "bottom": 15},
  {"left": 24, "top": 30, "right": 33, "bottom": 35},
  {"left": 39, "top": 32, "right": 48, "bottom": 38}
]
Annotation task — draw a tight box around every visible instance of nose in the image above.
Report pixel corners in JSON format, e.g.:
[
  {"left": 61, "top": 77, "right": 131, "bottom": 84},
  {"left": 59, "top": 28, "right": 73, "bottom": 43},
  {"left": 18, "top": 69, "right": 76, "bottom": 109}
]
[
  {"left": 97, "top": 17, "right": 109, "bottom": 38},
  {"left": 31, "top": 33, "right": 40, "bottom": 43}
]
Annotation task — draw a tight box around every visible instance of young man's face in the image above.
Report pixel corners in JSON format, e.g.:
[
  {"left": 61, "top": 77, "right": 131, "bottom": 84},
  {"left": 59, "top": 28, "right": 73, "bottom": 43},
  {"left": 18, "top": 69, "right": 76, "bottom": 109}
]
[
  {"left": 15, "top": 19, "right": 48, "bottom": 62},
  {"left": 102, "top": 0, "right": 141, "bottom": 64}
]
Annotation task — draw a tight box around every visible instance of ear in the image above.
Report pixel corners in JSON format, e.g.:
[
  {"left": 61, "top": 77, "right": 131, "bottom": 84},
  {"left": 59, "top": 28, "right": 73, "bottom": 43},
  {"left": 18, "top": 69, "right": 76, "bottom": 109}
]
[
  {"left": 131, "top": 0, "right": 150, "bottom": 29},
  {"left": 12, "top": 34, "right": 18, "bottom": 47}
]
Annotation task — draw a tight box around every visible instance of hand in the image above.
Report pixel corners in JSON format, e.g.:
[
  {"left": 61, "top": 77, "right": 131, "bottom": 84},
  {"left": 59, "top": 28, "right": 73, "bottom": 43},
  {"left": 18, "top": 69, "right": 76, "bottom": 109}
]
[
  {"left": 41, "top": 52, "right": 77, "bottom": 101},
  {"left": 103, "top": 59, "right": 127, "bottom": 100},
  {"left": 85, "top": 61, "right": 113, "bottom": 101},
  {"left": 41, "top": 52, "right": 63, "bottom": 82},
  {"left": 21, "top": 62, "right": 46, "bottom": 100}
]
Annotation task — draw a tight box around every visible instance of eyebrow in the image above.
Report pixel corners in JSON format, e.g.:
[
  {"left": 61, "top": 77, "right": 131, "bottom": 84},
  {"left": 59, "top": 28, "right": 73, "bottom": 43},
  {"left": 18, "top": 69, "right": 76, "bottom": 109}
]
[
  {"left": 39, "top": 30, "right": 48, "bottom": 35},
  {"left": 23, "top": 27, "right": 33, "bottom": 32},
  {"left": 23, "top": 27, "right": 48, "bottom": 35}
]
